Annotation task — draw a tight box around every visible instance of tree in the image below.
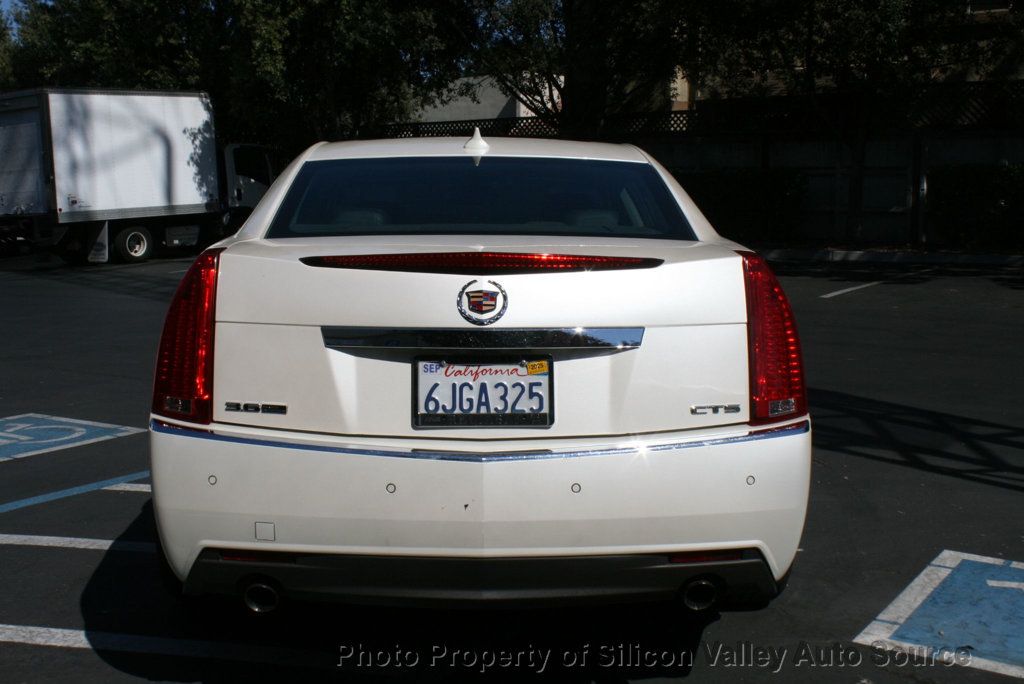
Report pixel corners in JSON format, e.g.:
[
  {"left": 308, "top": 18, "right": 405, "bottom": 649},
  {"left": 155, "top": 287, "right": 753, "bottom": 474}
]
[
  {"left": 221, "top": 0, "right": 474, "bottom": 153},
  {"left": 7, "top": 0, "right": 474, "bottom": 155},
  {"left": 465, "top": 0, "right": 686, "bottom": 137},
  {"left": 0, "top": 11, "right": 13, "bottom": 91},
  {"left": 686, "top": 0, "right": 1023, "bottom": 242},
  {"left": 693, "top": 0, "right": 1014, "bottom": 99},
  {"left": 11, "top": 0, "right": 218, "bottom": 91}
]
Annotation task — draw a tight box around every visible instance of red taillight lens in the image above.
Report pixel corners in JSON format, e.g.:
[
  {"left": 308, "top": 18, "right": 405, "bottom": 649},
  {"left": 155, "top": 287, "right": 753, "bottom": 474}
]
[
  {"left": 740, "top": 252, "right": 806, "bottom": 425},
  {"left": 151, "top": 249, "right": 223, "bottom": 424},
  {"left": 300, "top": 252, "right": 662, "bottom": 275}
]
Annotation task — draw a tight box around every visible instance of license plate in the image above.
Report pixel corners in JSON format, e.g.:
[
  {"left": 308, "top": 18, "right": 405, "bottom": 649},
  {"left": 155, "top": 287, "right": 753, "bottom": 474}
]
[{"left": 414, "top": 359, "right": 553, "bottom": 428}]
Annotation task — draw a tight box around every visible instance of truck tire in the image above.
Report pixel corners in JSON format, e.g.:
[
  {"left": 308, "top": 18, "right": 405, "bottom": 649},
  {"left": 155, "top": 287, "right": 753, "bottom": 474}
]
[{"left": 113, "top": 226, "right": 153, "bottom": 262}]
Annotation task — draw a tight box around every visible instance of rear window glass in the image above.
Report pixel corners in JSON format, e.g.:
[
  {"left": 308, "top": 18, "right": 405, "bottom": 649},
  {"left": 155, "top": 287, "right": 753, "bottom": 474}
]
[{"left": 266, "top": 157, "right": 695, "bottom": 240}]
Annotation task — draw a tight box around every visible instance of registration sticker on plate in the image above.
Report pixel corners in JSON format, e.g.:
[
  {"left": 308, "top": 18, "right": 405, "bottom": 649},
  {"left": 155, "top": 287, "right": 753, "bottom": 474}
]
[{"left": 414, "top": 359, "right": 553, "bottom": 428}]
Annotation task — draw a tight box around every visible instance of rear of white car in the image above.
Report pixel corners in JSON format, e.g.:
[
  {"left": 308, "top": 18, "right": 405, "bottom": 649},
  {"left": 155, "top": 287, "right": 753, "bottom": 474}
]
[{"left": 150, "top": 136, "right": 810, "bottom": 612}]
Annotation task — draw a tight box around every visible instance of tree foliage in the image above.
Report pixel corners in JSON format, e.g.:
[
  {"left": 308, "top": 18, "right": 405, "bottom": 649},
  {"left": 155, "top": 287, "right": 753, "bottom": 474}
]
[
  {"left": 8, "top": 0, "right": 473, "bottom": 155},
  {"left": 465, "top": 0, "right": 1020, "bottom": 132},
  {"left": 0, "top": 11, "right": 13, "bottom": 91},
  {"left": 2, "top": 0, "right": 1020, "bottom": 149},
  {"left": 220, "top": 1, "right": 473, "bottom": 152},
  {"left": 464, "top": 0, "right": 686, "bottom": 136},
  {"left": 695, "top": 0, "right": 1018, "bottom": 99}
]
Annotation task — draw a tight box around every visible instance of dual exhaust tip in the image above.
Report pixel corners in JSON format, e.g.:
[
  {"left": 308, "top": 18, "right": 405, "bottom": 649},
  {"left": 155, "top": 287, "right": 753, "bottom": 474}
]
[
  {"left": 681, "top": 578, "right": 718, "bottom": 612},
  {"left": 241, "top": 577, "right": 718, "bottom": 614},
  {"left": 242, "top": 580, "right": 281, "bottom": 614}
]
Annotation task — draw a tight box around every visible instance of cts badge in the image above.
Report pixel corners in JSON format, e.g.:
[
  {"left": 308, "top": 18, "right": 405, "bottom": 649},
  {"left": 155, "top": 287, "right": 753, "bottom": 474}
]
[
  {"left": 690, "top": 404, "right": 741, "bottom": 416},
  {"left": 457, "top": 279, "right": 508, "bottom": 326}
]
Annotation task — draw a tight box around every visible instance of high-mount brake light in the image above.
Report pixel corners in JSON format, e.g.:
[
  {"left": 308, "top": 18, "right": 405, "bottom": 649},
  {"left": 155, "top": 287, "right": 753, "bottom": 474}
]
[
  {"left": 300, "top": 252, "right": 663, "bottom": 275},
  {"left": 151, "top": 249, "right": 223, "bottom": 424},
  {"left": 739, "top": 251, "right": 807, "bottom": 425}
]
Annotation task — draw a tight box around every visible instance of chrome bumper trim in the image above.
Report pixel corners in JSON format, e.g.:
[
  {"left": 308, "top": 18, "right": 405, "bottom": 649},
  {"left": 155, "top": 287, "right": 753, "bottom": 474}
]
[{"left": 150, "top": 419, "right": 809, "bottom": 463}]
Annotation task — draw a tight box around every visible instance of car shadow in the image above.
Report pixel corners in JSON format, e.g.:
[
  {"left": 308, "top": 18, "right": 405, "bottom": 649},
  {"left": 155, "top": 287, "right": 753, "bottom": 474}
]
[{"left": 81, "top": 501, "right": 716, "bottom": 681}]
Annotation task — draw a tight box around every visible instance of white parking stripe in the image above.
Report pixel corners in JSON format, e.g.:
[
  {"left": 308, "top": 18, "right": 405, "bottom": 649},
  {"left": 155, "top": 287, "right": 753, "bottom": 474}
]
[
  {"left": 820, "top": 267, "right": 936, "bottom": 299},
  {"left": 103, "top": 483, "right": 152, "bottom": 493},
  {"left": 0, "top": 623, "right": 316, "bottom": 667},
  {"left": 933, "top": 549, "right": 1005, "bottom": 568},
  {"left": 0, "top": 533, "right": 155, "bottom": 553},
  {"left": 875, "top": 565, "right": 951, "bottom": 623},
  {"left": 820, "top": 281, "right": 882, "bottom": 298}
]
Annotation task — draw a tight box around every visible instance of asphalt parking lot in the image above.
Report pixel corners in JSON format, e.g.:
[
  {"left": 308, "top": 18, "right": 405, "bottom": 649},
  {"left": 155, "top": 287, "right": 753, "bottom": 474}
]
[{"left": 0, "top": 252, "right": 1021, "bottom": 682}]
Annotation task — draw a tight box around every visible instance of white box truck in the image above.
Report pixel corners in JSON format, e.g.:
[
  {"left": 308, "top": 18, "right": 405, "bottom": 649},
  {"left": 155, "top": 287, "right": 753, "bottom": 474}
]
[{"left": 0, "top": 88, "right": 272, "bottom": 262}]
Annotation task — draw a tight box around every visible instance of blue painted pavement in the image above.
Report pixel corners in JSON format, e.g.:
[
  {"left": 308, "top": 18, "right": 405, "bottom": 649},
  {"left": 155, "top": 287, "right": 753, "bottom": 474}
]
[
  {"left": 893, "top": 559, "right": 1024, "bottom": 668},
  {"left": 0, "top": 414, "right": 143, "bottom": 461}
]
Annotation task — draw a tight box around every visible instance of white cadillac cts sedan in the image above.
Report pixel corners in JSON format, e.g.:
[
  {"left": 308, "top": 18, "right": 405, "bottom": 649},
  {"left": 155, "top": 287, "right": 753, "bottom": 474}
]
[{"left": 150, "top": 132, "right": 810, "bottom": 614}]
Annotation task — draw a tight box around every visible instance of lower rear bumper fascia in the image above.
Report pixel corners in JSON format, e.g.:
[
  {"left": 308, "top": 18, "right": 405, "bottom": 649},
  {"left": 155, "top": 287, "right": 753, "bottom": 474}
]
[{"left": 185, "top": 549, "right": 780, "bottom": 608}]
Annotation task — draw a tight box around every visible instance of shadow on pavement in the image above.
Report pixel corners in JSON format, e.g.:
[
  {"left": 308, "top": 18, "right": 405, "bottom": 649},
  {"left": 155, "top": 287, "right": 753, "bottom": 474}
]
[
  {"left": 770, "top": 261, "right": 1024, "bottom": 290},
  {"left": 0, "top": 253, "right": 190, "bottom": 302},
  {"left": 810, "top": 388, "right": 1024, "bottom": 492},
  {"left": 81, "top": 502, "right": 715, "bottom": 681}
]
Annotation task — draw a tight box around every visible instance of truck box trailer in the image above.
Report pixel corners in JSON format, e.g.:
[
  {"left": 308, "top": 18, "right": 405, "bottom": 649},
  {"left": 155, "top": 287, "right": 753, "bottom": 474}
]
[{"left": 0, "top": 88, "right": 271, "bottom": 262}]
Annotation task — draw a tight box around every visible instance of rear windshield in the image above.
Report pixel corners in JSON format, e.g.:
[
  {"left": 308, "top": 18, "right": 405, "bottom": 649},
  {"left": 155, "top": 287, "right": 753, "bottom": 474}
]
[{"left": 266, "top": 156, "right": 695, "bottom": 240}]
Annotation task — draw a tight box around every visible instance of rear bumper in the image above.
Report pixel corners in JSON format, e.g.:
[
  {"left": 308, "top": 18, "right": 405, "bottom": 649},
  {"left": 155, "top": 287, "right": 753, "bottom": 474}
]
[
  {"left": 150, "top": 419, "right": 810, "bottom": 605},
  {"left": 186, "top": 548, "right": 778, "bottom": 607}
]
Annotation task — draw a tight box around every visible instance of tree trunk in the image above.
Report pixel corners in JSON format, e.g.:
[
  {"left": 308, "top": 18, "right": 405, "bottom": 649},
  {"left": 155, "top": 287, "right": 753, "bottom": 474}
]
[
  {"left": 560, "top": 0, "right": 609, "bottom": 139},
  {"left": 845, "top": 94, "right": 867, "bottom": 244}
]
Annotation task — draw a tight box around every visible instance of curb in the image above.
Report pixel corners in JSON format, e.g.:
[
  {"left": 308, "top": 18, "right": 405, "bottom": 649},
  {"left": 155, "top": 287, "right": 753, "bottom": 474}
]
[{"left": 758, "top": 248, "right": 1024, "bottom": 266}]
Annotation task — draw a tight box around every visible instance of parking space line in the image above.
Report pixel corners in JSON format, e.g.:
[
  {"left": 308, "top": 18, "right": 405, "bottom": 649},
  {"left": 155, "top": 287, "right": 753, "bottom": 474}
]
[
  {"left": 0, "top": 413, "right": 143, "bottom": 431},
  {"left": 819, "top": 267, "right": 936, "bottom": 299},
  {"left": 0, "top": 533, "right": 154, "bottom": 553},
  {"left": 0, "top": 623, "right": 316, "bottom": 667},
  {"left": 875, "top": 565, "right": 951, "bottom": 623},
  {"left": 820, "top": 281, "right": 882, "bottom": 298},
  {"left": 103, "top": 483, "right": 152, "bottom": 493},
  {"left": 0, "top": 470, "right": 150, "bottom": 514}
]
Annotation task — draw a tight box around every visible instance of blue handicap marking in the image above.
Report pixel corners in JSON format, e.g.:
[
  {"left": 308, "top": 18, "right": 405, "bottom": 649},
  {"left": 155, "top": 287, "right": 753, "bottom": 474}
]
[
  {"left": 894, "top": 559, "right": 1024, "bottom": 668},
  {"left": 856, "top": 550, "right": 1024, "bottom": 679},
  {"left": 0, "top": 413, "right": 144, "bottom": 461}
]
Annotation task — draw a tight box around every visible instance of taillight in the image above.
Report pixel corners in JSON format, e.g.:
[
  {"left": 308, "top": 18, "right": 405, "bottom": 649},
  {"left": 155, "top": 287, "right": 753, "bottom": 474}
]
[
  {"left": 739, "top": 252, "right": 806, "bottom": 425},
  {"left": 151, "top": 249, "right": 223, "bottom": 424},
  {"left": 300, "top": 252, "right": 663, "bottom": 275}
]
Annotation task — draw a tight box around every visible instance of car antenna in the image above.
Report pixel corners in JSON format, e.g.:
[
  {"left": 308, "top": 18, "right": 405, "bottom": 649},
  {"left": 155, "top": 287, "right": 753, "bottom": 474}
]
[{"left": 464, "top": 127, "right": 489, "bottom": 166}]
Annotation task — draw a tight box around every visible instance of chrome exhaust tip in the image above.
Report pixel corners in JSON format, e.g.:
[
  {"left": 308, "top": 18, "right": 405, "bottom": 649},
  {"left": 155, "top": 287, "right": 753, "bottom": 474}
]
[
  {"left": 242, "top": 581, "right": 280, "bottom": 614},
  {"left": 681, "top": 578, "right": 718, "bottom": 611}
]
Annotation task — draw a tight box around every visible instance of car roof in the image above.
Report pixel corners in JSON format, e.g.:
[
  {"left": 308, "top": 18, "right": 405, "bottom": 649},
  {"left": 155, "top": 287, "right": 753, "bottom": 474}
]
[{"left": 307, "top": 136, "right": 649, "bottom": 163}]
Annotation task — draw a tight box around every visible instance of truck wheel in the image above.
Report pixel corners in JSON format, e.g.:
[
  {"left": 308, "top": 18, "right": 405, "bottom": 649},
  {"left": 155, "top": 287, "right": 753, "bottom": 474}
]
[{"left": 113, "top": 226, "right": 153, "bottom": 262}]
